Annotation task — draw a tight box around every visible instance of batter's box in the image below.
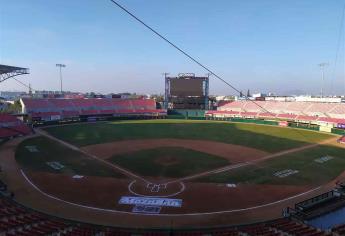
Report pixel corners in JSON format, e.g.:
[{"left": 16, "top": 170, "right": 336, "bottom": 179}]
[{"left": 132, "top": 205, "right": 161, "bottom": 214}]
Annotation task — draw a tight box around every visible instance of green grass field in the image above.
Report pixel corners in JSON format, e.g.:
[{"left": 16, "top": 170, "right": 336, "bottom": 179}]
[
  {"left": 14, "top": 119, "right": 345, "bottom": 185},
  {"left": 108, "top": 147, "right": 230, "bottom": 178},
  {"left": 16, "top": 136, "right": 124, "bottom": 178},
  {"left": 198, "top": 144, "right": 345, "bottom": 186},
  {"left": 44, "top": 119, "right": 333, "bottom": 153}
]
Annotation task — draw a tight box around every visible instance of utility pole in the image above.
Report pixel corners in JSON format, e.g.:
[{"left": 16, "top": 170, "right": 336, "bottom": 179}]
[
  {"left": 205, "top": 73, "right": 212, "bottom": 110},
  {"left": 318, "top": 63, "right": 328, "bottom": 98},
  {"left": 163, "top": 72, "right": 169, "bottom": 109},
  {"left": 56, "top": 64, "right": 66, "bottom": 94},
  {"left": 29, "top": 83, "right": 32, "bottom": 97}
]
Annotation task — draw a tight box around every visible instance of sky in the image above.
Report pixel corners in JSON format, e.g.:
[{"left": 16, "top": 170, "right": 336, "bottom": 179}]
[{"left": 1, "top": 0, "right": 345, "bottom": 96}]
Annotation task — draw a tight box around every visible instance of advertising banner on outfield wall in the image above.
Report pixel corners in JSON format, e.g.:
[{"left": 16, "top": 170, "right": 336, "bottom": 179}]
[
  {"left": 337, "top": 123, "right": 345, "bottom": 129},
  {"left": 320, "top": 126, "right": 332, "bottom": 133},
  {"left": 278, "top": 121, "right": 288, "bottom": 127}
]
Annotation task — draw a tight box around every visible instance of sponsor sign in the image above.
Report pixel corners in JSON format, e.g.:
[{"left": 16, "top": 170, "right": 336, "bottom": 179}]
[
  {"left": 337, "top": 123, "right": 345, "bottom": 129},
  {"left": 119, "top": 196, "right": 182, "bottom": 208},
  {"left": 279, "top": 121, "right": 288, "bottom": 127},
  {"left": 320, "top": 126, "right": 332, "bottom": 133},
  {"left": 50, "top": 115, "right": 61, "bottom": 121}
]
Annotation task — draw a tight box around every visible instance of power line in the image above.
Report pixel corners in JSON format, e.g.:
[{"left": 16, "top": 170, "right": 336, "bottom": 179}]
[
  {"left": 332, "top": 3, "right": 345, "bottom": 95},
  {"left": 108, "top": 0, "right": 312, "bottom": 140},
  {"left": 109, "top": 0, "right": 243, "bottom": 92},
  {"left": 109, "top": 1, "right": 271, "bottom": 110},
  {"left": 12, "top": 77, "right": 35, "bottom": 92}
]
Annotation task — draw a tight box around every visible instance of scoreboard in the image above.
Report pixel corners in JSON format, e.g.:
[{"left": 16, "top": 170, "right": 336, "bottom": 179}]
[{"left": 170, "top": 78, "right": 204, "bottom": 97}]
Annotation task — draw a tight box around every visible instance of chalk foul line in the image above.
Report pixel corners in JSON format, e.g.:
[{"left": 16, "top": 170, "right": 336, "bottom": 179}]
[{"left": 20, "top": 169, "right": 323, "bottom": 216}]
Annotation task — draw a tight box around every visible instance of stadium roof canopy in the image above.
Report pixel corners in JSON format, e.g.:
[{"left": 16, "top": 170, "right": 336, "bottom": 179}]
[{"left": 0, "top": 64, "right": 29, "bottom": 83}]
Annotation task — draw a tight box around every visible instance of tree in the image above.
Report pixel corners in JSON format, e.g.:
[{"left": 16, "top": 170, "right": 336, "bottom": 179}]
[{"left": 0, "top": 100, "right": 22, "bottom": 114}]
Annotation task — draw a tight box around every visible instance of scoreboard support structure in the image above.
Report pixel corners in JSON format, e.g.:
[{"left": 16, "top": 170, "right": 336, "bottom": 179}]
[{"left": 164, "top": 73, "right": 209, "bottom": 110}]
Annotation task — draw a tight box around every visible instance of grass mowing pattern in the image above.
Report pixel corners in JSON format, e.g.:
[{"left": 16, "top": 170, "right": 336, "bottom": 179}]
[
  {"left": 108, "top": 147, "right": 230, "bottom": 178},
  {"left": 16, "top": 136, "right": 124, "bottom": 178},
  {"left": 198, "top": 144, "right": 345, "bottom": 186},
  {"left": 44, "top": 119, "right": 333, "bottom": 153}
]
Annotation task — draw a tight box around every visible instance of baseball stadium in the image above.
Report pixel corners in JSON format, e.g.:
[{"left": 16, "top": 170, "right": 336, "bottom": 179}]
[
  {"left": 2, "top": 1, "right": 345, "bottom": 236},
  {"left": 1, "top": 65, "right": 345, "bottom": 236}
]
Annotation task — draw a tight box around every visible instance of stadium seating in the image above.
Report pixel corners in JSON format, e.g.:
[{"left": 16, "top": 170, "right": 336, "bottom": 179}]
[
  {"left": 208, "top": 100, "right": 345, "bottom": 125},
  {"left": 21, "top": 98, "right": 167, "bottom": 121},
  {"left": 258, "top": 112, "right": 277, "bottom": 118},
  {"left": 0, "top": 198, "right": 70, "bottom": 236},
  {"left": 296, "top": 115, "right": 317, "bottom": 122},
  {"left": 240, "top": 224, "right": 279, "bottom": 236},
  {"left": 332, "top": 223, "right": 345, "bottom": 235},
  {"left": 276, "top": 113, "right": 298, "bottom": 120},
  {"left": 241, "top": 111, "right": 258, "bottom": 117},
  {"left": 266, "top": 218, "right": 326, "bottom": 236},
  {"left": 0, "top": 114, "right": 31, "bottom": 139}
]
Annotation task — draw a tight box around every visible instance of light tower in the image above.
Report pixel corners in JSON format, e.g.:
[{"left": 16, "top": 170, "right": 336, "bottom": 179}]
[
  {"left": 56, "top": 64, "right": 66, "bottom": 94},
  {"left": 163, "top": 72, "right": 169, "bottom": 109},
  {"left": 318, "top": 62, "right": 329, "bottom": 98}
]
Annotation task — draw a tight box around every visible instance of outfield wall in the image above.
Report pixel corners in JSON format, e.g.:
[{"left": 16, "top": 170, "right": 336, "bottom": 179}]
[
  {"left": 167, "top": 114, "right": 345, "bottom": 135},
  {"left": 168, "top": 109, "right": 206, "bottom": 118}
]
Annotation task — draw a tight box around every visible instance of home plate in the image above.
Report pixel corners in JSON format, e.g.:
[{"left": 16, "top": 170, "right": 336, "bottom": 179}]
[{"left": 226, "top": 183, "right": 237, "bottom": 188}]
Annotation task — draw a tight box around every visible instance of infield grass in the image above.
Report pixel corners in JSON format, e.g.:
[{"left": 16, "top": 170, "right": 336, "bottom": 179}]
[
  {"left": 108, "top": 147, "right": 230, "bottom": 178},
  {"left": 43, "top": 119, "right": 333, "bottom": 153}
]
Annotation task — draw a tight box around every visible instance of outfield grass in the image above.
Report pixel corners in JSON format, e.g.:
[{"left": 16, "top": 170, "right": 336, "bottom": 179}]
[
  {"left": 43, "top": 119, "right": 333, "bottom": 153},
  {"left": 16, "top": 136, "right": 124, "bottom": 178},
  {"left": 108, "top": 147, "right": 230, "bottom": 178},
  {"left": 198, "top": 144, "right": 345, "bottom": 186}
]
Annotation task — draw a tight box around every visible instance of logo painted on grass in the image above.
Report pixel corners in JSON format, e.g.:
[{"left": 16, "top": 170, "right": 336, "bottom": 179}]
[
  {"left": 25, "top": 146, "right": 39, "bottom": 152},
  {"left": 273, "top": 169, "right": 299, "bottom": 178},
  {"left": 119, "top": 196, "right": 182, "bottom": 207},
  {"left": 314, "top": 156, "right": 334, "bottom": 164},
  {"left": 132, "top": 205, "right": 161, "bottom": 214},
  {"left": 46, "top": 161, "right": 64, "bottom": 170}
]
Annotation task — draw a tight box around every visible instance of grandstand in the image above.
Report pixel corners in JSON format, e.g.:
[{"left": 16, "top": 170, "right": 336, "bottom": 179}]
[
  {"left": 207, "top": 101, "right": 345, "bottom": 126},
  {"left": 20, "top": 98, "right": 167, "bottom": 123},
  {"left": 0, "top": 114, "right": 31, "bottom": 140}
]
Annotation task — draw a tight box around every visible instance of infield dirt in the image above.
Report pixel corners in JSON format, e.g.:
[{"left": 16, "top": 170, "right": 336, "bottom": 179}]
[{"left": 81, "top": 139, "right": 269, "bottom": 163}]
